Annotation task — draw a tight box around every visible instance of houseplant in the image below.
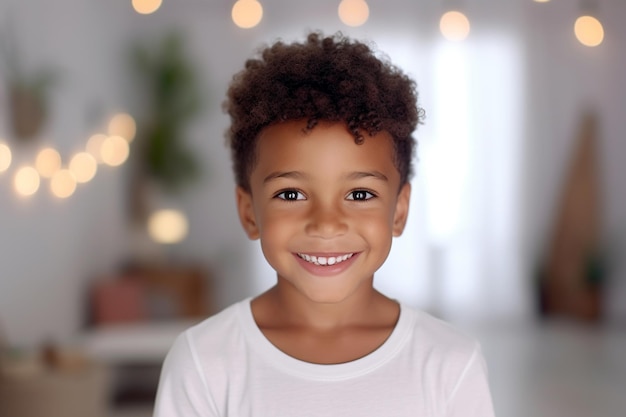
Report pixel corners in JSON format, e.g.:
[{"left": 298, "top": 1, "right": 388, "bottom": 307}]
[{"left": 129, "top": 31, "right": 204, "bottom": 222}]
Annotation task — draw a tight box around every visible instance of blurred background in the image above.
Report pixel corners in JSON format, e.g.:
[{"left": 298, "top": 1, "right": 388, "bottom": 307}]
[{"left": 0, "top": 0, "right": 625, "bottom": 416}]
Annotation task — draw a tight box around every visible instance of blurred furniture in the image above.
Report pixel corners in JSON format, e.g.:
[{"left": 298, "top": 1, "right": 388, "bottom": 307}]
[
  {"left": 81, "top": 320, "right": 195, "bottom": 407},
  {"left": 539, "top": 112, "right": 605, "bottom": 321},
  {"left": 90, "top": 264, "right": 211, "bottom": 325},
  {"left": 0, "top": 353, "right": 110, "bottom": 417},
  {"left": 82, "top": 264, "right": 212, "bottom": 408}
]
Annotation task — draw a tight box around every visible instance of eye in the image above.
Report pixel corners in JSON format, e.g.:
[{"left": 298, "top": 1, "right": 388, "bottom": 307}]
[
  {"left": 275, "top": 190, "right": 305, "bottom": 201},
  {"left": 346, "top": 190, "right": 375, "bottom": 201}
]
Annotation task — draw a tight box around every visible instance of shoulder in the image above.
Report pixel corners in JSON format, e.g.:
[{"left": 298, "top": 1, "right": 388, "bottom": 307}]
[
  {"left": 397, "top": 306, "right": 492, "bottom": 408},
  {"left": 155, "top": 302, "right": 250, "bottom": 417},
  {"left": 402, "top": 305, "right": 478, "bottom": 352},
  {"left": 400, "top": 305, "right": 482, "bottom": 378},
  {"left": 165, "top": 299, "right": 249, "bottom": 367},
  {"left": 187, "top": 300, "right": 245, "bottom": 342}
]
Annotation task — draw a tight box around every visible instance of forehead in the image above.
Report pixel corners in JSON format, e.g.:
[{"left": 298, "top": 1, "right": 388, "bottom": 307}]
[{"left": 251, "top": 120, "right": 399, "bottom": 182}]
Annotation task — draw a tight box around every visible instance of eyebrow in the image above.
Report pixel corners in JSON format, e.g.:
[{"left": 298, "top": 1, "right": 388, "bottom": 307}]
[
  {"left": 263, "top": 170, "right": 388, "bottom": 183},
  {"left": 263, "top": 171, "right": 308, "bottom": 183},
  {"left": 346, "top": 171, "right": 389, "bottom": 182}
]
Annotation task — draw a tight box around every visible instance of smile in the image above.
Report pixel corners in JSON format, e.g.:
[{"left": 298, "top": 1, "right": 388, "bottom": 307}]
[{"left": 297, "top": 253, "right": 354, "bottom": 266}]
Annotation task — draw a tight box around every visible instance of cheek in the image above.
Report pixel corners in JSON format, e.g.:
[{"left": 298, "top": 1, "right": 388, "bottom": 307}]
[
  {"left": 357, "top": 211, "right": 393, "bottom": 240},
  {"left": 257, "top": 209, "right": 295, "bottom": 249},
  {"left": 358, "top": 205, "right": 396, "bottom": 229},
  {"left": 258, "top": 219, "right": 297, "bottom": 275},
  {"left": 364, "top": 218, "right": 393, "bottom": 243}
]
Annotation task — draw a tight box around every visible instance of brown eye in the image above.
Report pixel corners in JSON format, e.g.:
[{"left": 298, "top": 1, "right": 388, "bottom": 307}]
[
  {"left": 347, "top": 190, "right": 374, "bottom": 201},
  {"left": 276, "top": 190, "right": 305, "bottom": 201}
]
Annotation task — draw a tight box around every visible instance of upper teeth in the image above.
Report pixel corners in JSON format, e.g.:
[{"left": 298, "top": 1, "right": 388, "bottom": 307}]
[{"left": 298, "top": 253, "right": 354, "bottom": 266}]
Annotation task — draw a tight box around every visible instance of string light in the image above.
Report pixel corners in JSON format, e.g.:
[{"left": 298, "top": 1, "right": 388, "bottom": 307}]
[
  {"left": 50, "top": 169, "right": 77, "bottom": 199},
  {"left": 338, "top": 0, "right": 370, "bottom": 27},
  {"left": 108, "top": 112, "right": 137, "bottom": 142},
  {"left": 2, "top": 113, "right": 135, "bottom": 198},
  {"left": 69, "top": 152, "right": 98, "bottom": 183},
  {"left": 440, "top": 10, "right": 471, "bottom": 41},
  {"left": 101, "top": 135, "right": 130, "bottom": 167},
  {"left": 148, "top": 209, "right": 189, "bottom": 244},
  {"left": 86, "top": 133, "right": 108, "bottom": 163},
  {"left": 14, "top": 167, "right": 40, "bottom": 197},
  {"left": 35, "top": 148, "right": 62, "bottom": 178},
  {"left": 232, "top": 0, "right": 263, "bottom": 29},
  {"left": 0, "top": 144, "right": 11, "bottom": 173},
  {"left": 132, "top": 0, "right": 162, "bottom": 15},
  {"left": 575, "top": 15, "right": 604, "bottom": 47}
]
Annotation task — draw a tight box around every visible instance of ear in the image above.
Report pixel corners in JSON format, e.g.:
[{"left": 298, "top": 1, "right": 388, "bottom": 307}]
[
  {"left": 236, "top": 186, "right": 260, "bottom": 240},
  {"left": 392, "top": 183, "right": 411, "bottom": 237}
]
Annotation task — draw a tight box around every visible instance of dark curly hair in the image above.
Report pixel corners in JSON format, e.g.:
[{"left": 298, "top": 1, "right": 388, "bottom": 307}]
[{"left": 224, "top": 31, "right": 424, "bottom": 192}]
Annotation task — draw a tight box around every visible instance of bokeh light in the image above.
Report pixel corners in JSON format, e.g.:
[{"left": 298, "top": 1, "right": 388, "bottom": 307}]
[
  {"left": 338, "top": 0, "right": 370, "bottom": 27},
  {"left": 0, "top": 144, "right": 12, "bottom": 173},
  {"left": 50, "top": 169, "right": 77, "bottom": 199},
  {"left": 35, "top": 148, "right": 62, "bottom": 178},
  {"left": 132, "top": 0, "right": 162, "bottom": 15},
  {"left": 101, "top": 135, "right": 130, "bottom": 167},
  {"left": 575, "top": 15, "right": 604, "bottom": 47},
  {"left": 440, "top": 11, "right": 471, "bottom": 41},
  {"left": 232, "top": 0, "right": 263, "bottom": 29},
  {"left": 148, "top": 209, "right": 189, "bottom": 244},
  {"left": 108, "top": 113, "right": 137, "bottom": 142},
  {"left": 86, "top": 133, "right": 108, "bottom": 163},
  {"left": 69, "top": 152, "right": 98, "bottom": 183},
  {"left": 14, "top": 166, "right": 41, "bottom": 196}
]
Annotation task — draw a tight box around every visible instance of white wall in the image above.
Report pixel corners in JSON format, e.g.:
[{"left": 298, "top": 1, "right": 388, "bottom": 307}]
[
  {"left": 522, "top": 0, "right": 626, "bottom": 320},
  {"left": 0, "top": 0, "right": 133, "bottom": 346},
  {"left": 1, "top": 0, "right": 625, "bottom": 347}
]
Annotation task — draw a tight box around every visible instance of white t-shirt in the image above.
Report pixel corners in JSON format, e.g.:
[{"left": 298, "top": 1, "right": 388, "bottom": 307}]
[{"left": 154, "top": 298, "right": 495, "bottom": 417}]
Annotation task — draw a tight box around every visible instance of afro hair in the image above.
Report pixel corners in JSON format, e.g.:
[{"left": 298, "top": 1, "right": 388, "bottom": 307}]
[{"left": 224, "top": 31, "right": 424, "bottom": 191}]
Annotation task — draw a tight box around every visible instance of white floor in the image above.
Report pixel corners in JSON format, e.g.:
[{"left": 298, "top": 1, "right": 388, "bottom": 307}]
[
  {"left": 474, "top": 319, "right": 626, "bottom": 417},
  {"left": 111, "top": 319, "right": 626, "bottom": 417}
]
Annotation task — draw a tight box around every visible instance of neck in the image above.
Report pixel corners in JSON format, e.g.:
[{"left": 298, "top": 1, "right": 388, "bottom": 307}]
[{"left": 254, "top": 277, "right": 396, "bottom": 332}]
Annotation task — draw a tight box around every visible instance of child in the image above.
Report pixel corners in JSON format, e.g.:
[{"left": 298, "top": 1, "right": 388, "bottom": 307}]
[{"left": 153, "top": 32, "right": 495, "bottom": 417}]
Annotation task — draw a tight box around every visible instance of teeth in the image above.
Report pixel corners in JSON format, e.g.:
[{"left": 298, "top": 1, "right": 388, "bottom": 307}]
[{"left": 298, "top": 253, "right": 354, "bottom": 266}]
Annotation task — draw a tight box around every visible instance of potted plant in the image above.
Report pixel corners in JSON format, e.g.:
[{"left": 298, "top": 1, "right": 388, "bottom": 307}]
[
  {"left": 1, "top": 26, "right": 57, "bottom": 141},
  {"left": 129, "top": 31, "right": 204, "bottom": 222}
]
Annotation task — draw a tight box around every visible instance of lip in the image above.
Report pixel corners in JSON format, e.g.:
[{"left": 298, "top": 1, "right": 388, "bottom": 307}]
[{"left": 293, "top": 252, "right": 360, "bottom": 277}]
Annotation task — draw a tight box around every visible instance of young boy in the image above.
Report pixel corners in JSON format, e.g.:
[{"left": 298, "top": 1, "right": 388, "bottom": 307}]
[{"left": 153, "top": 32, "right": 495, "bottom": 417}]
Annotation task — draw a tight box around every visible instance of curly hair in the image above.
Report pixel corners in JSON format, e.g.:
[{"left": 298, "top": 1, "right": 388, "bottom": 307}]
[{"left": 224, "top": 31, "right": 424, "bottom": 192}]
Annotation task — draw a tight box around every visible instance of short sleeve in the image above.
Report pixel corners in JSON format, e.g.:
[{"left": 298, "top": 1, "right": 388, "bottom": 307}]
[
  {"left": 446, "top": 343, "right": 496, "bottom": 417},
  {"left": 153, "top": 332, "right": 218, "bottom": 417}
]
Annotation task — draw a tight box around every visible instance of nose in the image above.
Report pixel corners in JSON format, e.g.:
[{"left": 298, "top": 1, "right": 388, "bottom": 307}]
[{"left": 305, "top": 202, "right": 348, "bottom": 239}]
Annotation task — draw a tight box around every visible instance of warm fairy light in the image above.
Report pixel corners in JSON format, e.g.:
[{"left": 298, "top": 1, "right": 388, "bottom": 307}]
[
  {"left": 338, "top": 0, "right": 370, "bottom": 27},
  {"left": 232, "top": 0, "right": 263, "bottom": 29},
  {"left": 3, "top": 112, "right": 135, "bottom": 199},
  {"left": 69, "top": 152, "right": 98, "bottom": 183},
  {"left": 132, "top": 0, "right": 162, "bottom": 15},
  {"left": 0, "top": 144, "right": 11, "bottom": 173},
  {"left": 575, "top": 15, "right": 604, "bottom": 47},
  {"left": 86, "top": 134, "right": 108, "bottom": 163},
  {"left": 100, "top": 135, "right": 130, "bottom": 167},
  {"left": 35, "top": 148, "right": 62, "bottom": 178},
  {"left": 148, "top": 209, "right": 189, "bottom": 244},
  {"left": 14, "top": 166, "right": 40, "bottom": 196},
  {"left": 108, "top": 113, "right": 137, "bottom": 142},
  {"left": 440, "top": 11, "right": 471, "bottom": 41},
  {"left": 50, "top": 169, "right": 77, "bottom": 199}
]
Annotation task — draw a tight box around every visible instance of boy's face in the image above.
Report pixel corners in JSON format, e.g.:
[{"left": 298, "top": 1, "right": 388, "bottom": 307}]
[{"left": 236, "top": 120, "right": 410, "bottom": 304}]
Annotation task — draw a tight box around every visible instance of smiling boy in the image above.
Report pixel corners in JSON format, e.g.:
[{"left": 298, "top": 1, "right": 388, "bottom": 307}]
[{"left": 153, "top": 32, "right": 495, "bottom": 417}]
